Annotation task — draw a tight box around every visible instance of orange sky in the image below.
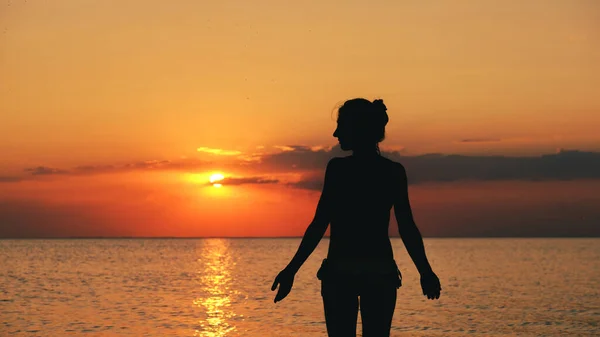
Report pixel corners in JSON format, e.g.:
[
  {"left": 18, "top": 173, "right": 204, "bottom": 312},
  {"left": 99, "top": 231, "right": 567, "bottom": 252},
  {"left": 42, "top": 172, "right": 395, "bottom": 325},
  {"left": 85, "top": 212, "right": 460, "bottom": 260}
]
[{"left": 1, "top": 0, "right": 599, "bottom": 237}]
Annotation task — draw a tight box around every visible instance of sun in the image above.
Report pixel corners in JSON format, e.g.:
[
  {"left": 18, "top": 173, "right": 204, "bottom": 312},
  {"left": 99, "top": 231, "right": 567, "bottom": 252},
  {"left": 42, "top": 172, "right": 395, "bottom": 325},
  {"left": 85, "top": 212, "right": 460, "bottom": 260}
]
[{"left": 209, "top": 173, "right": 225, "bottom": 188}]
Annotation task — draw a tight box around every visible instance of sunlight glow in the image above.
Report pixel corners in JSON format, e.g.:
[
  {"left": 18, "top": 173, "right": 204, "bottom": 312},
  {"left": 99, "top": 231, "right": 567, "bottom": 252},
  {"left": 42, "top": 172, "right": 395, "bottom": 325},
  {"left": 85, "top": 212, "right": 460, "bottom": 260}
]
[{"left": 209, "top": 173, "right": 225, "bottom": 188}]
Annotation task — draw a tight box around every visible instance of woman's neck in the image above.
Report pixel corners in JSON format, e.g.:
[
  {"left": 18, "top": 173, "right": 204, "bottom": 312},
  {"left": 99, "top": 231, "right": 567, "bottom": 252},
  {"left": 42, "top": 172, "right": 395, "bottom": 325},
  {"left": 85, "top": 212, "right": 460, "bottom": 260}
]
[{"left": 352, "top": 146, "right": 379, "bottom": 158}]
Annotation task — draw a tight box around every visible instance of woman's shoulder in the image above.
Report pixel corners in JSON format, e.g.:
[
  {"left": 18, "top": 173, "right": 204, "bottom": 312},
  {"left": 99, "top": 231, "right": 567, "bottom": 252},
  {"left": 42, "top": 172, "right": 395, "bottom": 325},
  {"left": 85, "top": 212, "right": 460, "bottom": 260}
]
[
  {"left": 326, "top": 155, "right": 350, "bottom": 167},
  {"left": 379, "top": 155, "right": 406, "bottom": 172},
  {"left": 323, "top": 156, "right": 346, "bottom": 177},
  {"left": 327, "top": 155, "right": 405, "bottom": 168}
]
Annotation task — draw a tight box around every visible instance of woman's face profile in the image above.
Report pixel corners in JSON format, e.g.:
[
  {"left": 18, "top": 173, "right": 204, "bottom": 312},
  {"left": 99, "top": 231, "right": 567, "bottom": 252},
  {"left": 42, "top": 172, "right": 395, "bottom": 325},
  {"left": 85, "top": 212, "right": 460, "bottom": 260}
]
[{"left": 333, "top": 117, "right": 353, "bottom": 151}]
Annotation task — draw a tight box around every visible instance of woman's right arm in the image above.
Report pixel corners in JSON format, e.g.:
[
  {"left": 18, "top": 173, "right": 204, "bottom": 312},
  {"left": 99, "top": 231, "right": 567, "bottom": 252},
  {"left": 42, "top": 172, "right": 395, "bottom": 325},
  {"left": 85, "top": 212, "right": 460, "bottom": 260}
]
[{"left": 272, "top": 158, "right": 337, "bottom": 303}]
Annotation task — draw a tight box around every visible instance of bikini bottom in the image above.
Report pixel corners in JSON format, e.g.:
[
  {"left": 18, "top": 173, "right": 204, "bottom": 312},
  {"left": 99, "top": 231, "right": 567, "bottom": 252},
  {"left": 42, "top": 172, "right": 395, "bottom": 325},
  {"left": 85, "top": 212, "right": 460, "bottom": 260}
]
[{"left": 316, "top": 258, "right": 402, "bottom": 296}]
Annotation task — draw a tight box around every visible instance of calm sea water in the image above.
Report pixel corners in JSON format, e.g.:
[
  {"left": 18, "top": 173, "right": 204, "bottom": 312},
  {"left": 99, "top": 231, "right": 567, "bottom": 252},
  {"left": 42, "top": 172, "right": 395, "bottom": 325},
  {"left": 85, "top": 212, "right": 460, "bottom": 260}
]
[{"left": 1, "top": 238, "right": 599, "bottom": 336}]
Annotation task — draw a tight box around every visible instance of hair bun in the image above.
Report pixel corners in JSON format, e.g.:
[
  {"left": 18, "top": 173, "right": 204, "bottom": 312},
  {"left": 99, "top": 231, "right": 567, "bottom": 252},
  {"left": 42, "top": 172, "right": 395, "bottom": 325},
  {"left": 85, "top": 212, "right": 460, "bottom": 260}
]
[
  {"left": 372, "top": 99, "right": 387, "bottom": 111},
  {"left": 372, "top": 99, "right": 389, "bottom": 126}
]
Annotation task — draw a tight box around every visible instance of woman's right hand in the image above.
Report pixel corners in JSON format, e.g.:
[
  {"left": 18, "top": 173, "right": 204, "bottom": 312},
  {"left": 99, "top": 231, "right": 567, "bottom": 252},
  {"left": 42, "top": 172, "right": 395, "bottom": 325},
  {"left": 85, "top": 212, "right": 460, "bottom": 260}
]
[
  {"left": 420, "top": 271, "right": 441, "bottom": 300},
  {"left": 271, "top": 268, "right": 295, "bottom": 303}
]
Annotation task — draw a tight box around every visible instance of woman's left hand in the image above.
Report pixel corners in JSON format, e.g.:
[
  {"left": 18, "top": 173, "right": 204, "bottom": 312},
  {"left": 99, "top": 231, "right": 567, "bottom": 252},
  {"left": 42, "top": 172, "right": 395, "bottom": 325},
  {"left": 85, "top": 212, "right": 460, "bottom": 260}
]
[
  {"left": 271, "top": 269, "right": 295, "bottom": 303},
  {"left": 420, "top": 271, "right": 442, "bottom": 300}
]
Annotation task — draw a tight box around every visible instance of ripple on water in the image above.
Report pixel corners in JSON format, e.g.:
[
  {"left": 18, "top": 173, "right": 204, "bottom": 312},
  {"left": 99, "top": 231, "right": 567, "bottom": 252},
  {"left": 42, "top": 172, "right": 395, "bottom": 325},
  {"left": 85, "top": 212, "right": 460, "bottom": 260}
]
[{"left": 0, "top": 238, "right": 599, "bottom": 336}]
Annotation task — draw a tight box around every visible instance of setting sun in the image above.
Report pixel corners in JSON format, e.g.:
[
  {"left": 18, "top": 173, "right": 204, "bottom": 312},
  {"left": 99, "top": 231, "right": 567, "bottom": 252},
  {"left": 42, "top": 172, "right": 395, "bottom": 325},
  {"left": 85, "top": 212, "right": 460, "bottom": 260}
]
[{"left": 209, "top": 173, "right": 225, "bottom": 188}]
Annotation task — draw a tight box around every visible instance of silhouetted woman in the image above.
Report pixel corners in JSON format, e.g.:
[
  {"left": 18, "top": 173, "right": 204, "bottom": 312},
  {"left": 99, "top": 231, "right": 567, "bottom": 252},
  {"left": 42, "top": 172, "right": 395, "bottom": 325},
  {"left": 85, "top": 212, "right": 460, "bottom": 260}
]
[{"left": 271, "top": 98, "right": 441, "bottom": 337}]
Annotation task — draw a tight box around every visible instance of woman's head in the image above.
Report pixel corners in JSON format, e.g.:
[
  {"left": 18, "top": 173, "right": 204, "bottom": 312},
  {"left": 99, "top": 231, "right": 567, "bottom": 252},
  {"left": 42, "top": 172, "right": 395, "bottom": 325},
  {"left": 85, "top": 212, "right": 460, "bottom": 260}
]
[{"left": 333, "top": 98, "right": 389, "bottom": 153}]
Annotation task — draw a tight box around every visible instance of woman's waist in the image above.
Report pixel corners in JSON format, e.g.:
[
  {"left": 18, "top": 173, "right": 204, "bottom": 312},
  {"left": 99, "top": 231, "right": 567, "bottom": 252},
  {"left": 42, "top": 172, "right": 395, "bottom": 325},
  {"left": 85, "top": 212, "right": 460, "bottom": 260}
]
[
  {"left": 317, "top": 257, "right": 403, "bottom": 288},
  {"left": 320, "top": 256, "right": 399, "bottom": 275}
]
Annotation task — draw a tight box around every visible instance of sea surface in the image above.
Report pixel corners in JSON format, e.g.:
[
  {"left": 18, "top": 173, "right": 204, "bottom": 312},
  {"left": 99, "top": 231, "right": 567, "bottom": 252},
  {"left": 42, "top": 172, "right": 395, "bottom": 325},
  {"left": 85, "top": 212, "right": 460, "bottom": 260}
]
[{"left": 1, "top": 238, "right": 599, "bottom": 336}]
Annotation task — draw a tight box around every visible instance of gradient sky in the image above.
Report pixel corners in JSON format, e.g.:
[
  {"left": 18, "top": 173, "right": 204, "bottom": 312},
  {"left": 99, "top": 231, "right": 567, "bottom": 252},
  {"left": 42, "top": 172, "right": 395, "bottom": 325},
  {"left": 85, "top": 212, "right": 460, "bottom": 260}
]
[{"left": 1, "top": 0, "right": 599, "bottom": 237}]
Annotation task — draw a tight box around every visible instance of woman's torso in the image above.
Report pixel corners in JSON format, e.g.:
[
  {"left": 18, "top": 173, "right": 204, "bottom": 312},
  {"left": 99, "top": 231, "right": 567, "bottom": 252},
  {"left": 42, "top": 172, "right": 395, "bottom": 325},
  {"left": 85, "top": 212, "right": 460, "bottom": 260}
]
[{"left": 327, "top": 155, "right": 399, "bottom": 265}]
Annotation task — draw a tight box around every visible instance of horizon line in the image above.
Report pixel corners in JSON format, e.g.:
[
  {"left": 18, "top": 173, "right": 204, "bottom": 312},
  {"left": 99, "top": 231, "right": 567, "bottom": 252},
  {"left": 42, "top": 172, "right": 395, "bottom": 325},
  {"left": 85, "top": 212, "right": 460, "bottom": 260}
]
[{"left": 1, "top": 236, "right": 599, "bottom": 240}]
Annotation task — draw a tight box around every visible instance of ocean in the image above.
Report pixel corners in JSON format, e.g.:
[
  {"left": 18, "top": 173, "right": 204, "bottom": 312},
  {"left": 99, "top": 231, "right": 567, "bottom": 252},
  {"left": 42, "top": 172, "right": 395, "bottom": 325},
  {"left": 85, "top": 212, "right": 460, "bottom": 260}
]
[{"left": 1, "top": 238, "right": 599, "bottom": 336}]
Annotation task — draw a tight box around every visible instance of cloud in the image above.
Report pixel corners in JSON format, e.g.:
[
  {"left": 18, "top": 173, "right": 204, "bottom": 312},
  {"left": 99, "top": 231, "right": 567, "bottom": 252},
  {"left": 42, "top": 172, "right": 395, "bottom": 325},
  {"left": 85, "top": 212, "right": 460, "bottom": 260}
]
[
  {"left": 397, "top": 149, "right": 600, "bottom": 184},
  {"left": 273, "top": 145, "right": 296, "bottom": 152},
  {"left": 206, "top": 176, "right": 279, "bottom": 186},
  {"left": 122, "top": 159, "right": 172, "bottom": 169},
  {"left": 0, "top": 176, "right": 22, "bottom": 183},
  {"left": 70, "top": 160, "right": 178, "bottom": 174},
  {"left": 262, "top": 146, "right": 600, "bottom": 190},
  {"left": 287, "top": 179, "right": 324, "bottom": 191},
  {"left": 15, "top": 158, "right": 211, "bottom": 178},
  {"left": 236, "top": 153, "right": 263, "bottom": 163},
  {"left": 4, "top": 145, "right": 333, "bottom": 182},
  {"left": 5, "top": 145, "right": 600, "bottom": 189},
  {"left": 23, "top": 166, "right": 69, "bottom": 175},
  {"left": 258, "top": 145, "right": 341, "bottom": 171},
  {"left": 273, "top": 145, "right": 320, "bottom": 152},
  {"left": 197, "top": 147, "right": 242, "bottom": 156},
  {"left": 380, "top": 145, "right": 406, "bottom": 152}
]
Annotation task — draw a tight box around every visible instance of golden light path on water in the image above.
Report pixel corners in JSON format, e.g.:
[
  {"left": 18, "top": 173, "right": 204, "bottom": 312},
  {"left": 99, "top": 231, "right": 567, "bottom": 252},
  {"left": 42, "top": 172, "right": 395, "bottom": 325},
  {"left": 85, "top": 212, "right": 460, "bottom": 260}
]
[{"left": 194, "top": 239, "right": 238, "bottom": 337}]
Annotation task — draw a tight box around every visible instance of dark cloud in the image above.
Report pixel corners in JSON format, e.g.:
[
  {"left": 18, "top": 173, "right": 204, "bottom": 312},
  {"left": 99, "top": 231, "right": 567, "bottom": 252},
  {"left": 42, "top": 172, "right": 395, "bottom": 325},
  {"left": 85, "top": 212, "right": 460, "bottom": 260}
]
[
  {"left": 123, "top": 160, "right": 171, "bottom": 169},
  {"left": 259, "top": 145, "right": 344, "bottom": 171},
  {"left": 0, "top": 176, "right": 22, "bottom": 183},
  {"left": 286, "top": 179, "right": 324, "bottom": 191},
  {"left": 72, "top": 164, "right": 119, "bottom": 174},
  {"left": 23, "top": 166, "right": 69, "bottom": 175},
  {"left": 396, "top": 149, "right": 600, "bottom": 183},
  {"left": 273, "top": 145, "right": 317, "bottom": 152},
  {"left": 73, "top": 158, "right": 210, "bottom": 173},
  {"left": 5, "top": 147, "right": 600, "bottom": 190},
  {"left": 5, "top": 158, "right": 212, "bottom": 181},
  {"left": 267, "top": 147, "right": 600, "bottom": 191},
  {"left": 207, "top": 176, "right": 279, "bottom": 186},
  {"left": 159, "top": 158, "right": 213, "bottom": 171}
]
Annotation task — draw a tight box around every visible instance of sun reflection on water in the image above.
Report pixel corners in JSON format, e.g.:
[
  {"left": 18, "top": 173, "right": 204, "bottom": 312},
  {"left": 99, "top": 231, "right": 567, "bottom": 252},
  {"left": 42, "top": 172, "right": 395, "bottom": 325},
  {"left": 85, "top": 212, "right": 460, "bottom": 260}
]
[{"left": 194, "top": 239, "right": 237, "bottom": 337}]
